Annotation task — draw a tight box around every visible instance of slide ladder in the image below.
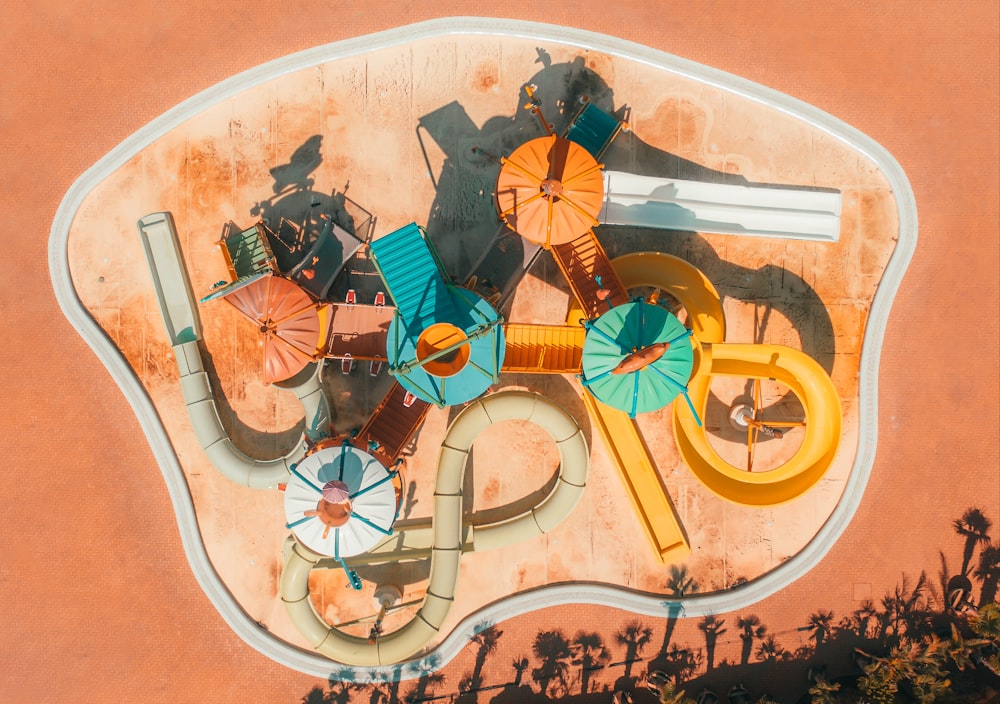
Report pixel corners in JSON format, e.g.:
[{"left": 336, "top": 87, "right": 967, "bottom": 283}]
[
  {"left": 502, "top": 323, "right": 585, "bottom": 374},
  {"left": 551, "top": 231, "right": 629, "bottom": 319},
  {"left": 353, "top": 381, "right": 432, "bottom": 467}
]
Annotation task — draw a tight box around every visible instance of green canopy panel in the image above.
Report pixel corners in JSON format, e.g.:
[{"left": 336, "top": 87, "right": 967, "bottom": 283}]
[
  {"left": 581, "top": 299, "right": 695, "bottom": 418},
  {"left": 387, "top": 287, "right": 505, "bottom": 407}
]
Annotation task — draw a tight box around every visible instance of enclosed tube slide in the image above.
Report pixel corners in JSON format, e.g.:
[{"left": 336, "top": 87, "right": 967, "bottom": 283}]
[
  {"left": 138, "top": 211, "right": 332, "bottom": 489},
  {"left": 280, "top": 390, "right": 589, "bottom": 666}
]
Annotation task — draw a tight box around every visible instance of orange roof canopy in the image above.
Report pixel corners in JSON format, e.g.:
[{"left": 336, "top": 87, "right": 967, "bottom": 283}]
[{"left": 496, "top": 135, "right": 605, "bottom": 248}]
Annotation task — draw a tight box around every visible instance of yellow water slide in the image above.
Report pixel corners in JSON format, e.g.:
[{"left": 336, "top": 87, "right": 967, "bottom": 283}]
[
  {"left": 281, "top": 390, "right": 589, "bottom": 666},
  {"left": 608, "top": 252, "right": 842, "bottom": 506},
  {"left": 561, "top": 251, "right": 729, "bottom": 563},
  {"left": 675, "top": 342, "right": 842, "bottom": 505}
]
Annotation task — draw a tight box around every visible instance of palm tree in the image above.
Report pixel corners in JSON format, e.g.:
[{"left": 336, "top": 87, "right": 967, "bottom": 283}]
[
  {"left": 737, "top": 615, "right": 766, "bottom": 665},
  {"left": 367, "top": 684, "right": 387, "bottom": 704},
  {"left": 849, "top": 600, "right": 877, "bottom": 639},
  {"left": 327, "top": 680, "right": 362, "bottom": 704},
  {"left": 974, "top": 544, "right": 1000, "bottom": 606},
  {"left": 616, "top": 620, "right": 654, "bottom": 678},
  {"left": 807, "top": 679, "right": 840, "bottom": 704},
  {"left": 969, "top": 603, "right": 1000, "bottom": 675},
  {"left": 405, "top": 656, "right": 444, "bottom": 703},
  {"left": 858, "top": 645, "right": 909, "bottom": 704},
  {"left": 404, "top": 673, "right": 444, "bottom": 703},
  {"left": 954, "top": 507, "right": 992, "bottom": 575},
  {"left": 659, "top": 565, "right": 700, "bottom": 655},
  {"left": 657, "top": 681, "right": 698, "bottom": 704},
  {"left": 755, "top": 634, "right": 785, "bottom": 662},
  {"left": 571, "top": 630, "right": 610, "bottom": 694},
  {"left": 531, "top": 629, "right": 573, "bottom": 697},
  {"left": 879, "top": 571, "right": 930, "bottom": 644},
  {"left": 662, "top": 643, "right": 701, "bottom": 685},
  {"left": 510, "top": 656, "right": 530, "bottom": 688},
  {"left": 375, "top": 665, "right": 403, "bottom": 704},
  {"left": 697, "top": 615, "right": 726, "bottom": 671},
  {"left": 805, "top": 610, "right": 834, "bottom": 647},
  {"left": 942, "top": 623, "right": 989, "bottom": 673},
  {"left": 468, "top": 624, "right": 504, "bottom": 691},
  {"left": 906, "top": 638, "right": 951, "bottom": 703},
  {"left": 301, "top": 685, "right": 328, "bottom": 704}
]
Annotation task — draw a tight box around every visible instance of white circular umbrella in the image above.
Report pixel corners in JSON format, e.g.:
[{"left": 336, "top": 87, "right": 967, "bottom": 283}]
[{"left": 284, "top": 442, "right": 398, "bottom": 559}]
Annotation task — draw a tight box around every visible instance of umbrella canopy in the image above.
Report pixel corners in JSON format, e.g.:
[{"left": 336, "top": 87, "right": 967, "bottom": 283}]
[
  {"left": 387, "top": 287, "right": 505, "bottom": 407},
  {"left": 222, "top": 274, "right": 321, "bottom": 384},
  {"left": 581, "top": 298, "right": 696, "bottom": 418},
  {"left": 496, "top": 135, "right": 605, "bottom": 248},
  {"left": 284, "top": 442, "right": 399, "bottom": 559}
]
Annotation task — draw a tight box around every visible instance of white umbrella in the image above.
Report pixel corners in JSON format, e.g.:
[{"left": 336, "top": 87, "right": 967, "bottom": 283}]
[{"left": 284, "top": 442, "right": 398, "bottom": 559}]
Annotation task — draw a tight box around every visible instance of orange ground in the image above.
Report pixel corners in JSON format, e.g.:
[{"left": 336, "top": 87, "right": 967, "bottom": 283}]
[{"left": 1, "top": 4, "right": 997, "bottom": 704}]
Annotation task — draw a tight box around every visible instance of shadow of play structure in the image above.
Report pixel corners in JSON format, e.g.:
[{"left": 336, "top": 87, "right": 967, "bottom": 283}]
[{"left": 136, "top": 84, "right": 842, "bottom": 668}]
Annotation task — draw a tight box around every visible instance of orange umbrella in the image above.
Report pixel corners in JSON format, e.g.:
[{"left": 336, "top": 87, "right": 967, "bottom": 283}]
[
  {"left": 496, "top": 135, "right": 605, "bottom": 248},
  {"left": 222, "top": 275, "right": 321, "bottom": 384}
]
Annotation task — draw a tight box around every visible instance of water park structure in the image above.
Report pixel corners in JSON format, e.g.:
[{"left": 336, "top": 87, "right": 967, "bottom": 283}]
[{"left": 54, "top": 19, "right": 915, "bottom": 680}]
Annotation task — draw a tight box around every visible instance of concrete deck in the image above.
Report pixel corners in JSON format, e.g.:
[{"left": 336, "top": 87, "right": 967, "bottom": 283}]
[{"left": 2, "top": 3, "right": 997, "bottom": 703}]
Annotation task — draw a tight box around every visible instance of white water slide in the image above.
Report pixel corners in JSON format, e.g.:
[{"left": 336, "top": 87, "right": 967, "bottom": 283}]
[{"left": 600, "top": 170, "right": 842, "bottom": 242}]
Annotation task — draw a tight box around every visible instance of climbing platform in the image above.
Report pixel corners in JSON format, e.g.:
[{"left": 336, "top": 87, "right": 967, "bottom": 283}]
[
  {"left": 369, "top": 223, "right": 461, "bottom": 330},
  {"left": 501, "top": 324, "right": 585, "bottom": 374}
]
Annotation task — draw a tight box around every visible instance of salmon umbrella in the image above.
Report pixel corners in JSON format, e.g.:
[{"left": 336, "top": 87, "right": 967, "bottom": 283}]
[
  {"left": 496, "top": 134, "right": 605, "bottom": 248},
  {"left": 221, "top": 274, "right": 322, "bottom": 384}
]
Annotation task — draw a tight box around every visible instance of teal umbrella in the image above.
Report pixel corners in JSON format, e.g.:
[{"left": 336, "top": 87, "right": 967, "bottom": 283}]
[{"left": 581, "top": 298, "right": 699, "bottom": 420}]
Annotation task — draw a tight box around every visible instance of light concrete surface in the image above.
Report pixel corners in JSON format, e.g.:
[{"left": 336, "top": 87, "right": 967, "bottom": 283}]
[{"left": 2, "top": 3, "right": 997, "bottom": 703}]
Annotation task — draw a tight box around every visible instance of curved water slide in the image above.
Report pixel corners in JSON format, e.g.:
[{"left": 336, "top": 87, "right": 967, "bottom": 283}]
[
  {"left": 281, "top": 390, "right": 589, "bottom": 666},
  {"left": 601, "top": 252, "right": 841, "bottom": 506},
  {"left": 674, "top": 343, "right": 842, "bottom": 505},
  {"left": 558, "top": 251, "right": 729, "bottom": 564},
  {"left": 137, "top": 211, "right": 332, "bottom": 489}
]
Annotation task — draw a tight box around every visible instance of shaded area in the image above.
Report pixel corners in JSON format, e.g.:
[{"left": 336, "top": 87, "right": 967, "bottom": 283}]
[
  {"left": 197, "top": 340, "right": 304, "bottom": 457},
  {"left": 249, "top": 135, "right": 375, "bottom": 303},
  {"left": 304, "top": 509, "right": 1000, "bottom": 703}
]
